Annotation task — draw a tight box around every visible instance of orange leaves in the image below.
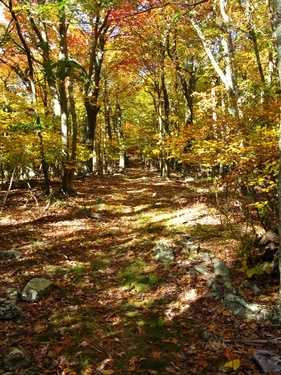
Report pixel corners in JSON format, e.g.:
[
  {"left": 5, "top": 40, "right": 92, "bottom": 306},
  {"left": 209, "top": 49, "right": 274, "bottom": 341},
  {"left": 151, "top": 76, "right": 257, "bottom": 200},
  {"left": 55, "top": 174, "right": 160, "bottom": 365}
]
[
  {"left": 208, "top": 325, "right": 217, "bottom": 334},
  {"left": 33, "top": 324, "right": 47, "bottom": 334},
  {"left": 197, "top": 359, "right": 209, "bottom": 368},
  {"left": 56, "top": 338, "right": 77, "bottom": 354},
  {"left": 151, "top": 350, "right": 162, "bottom": 359},
  {"left": 163, "top": 338, "right": 178, "bottom": 344},
  {"left": 127, "top": 356, "right": 146, "bottom": 372}
]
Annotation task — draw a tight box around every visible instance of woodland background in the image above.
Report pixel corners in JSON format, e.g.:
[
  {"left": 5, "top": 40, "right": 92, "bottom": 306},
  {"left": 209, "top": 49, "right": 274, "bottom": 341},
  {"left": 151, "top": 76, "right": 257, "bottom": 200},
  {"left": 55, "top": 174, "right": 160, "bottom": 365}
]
[
  {"left": 0, "top": 0, "right": 280, "bottom": 276},
  {"left": 0, "top": 0, "right": 279, "bottom": 207}
]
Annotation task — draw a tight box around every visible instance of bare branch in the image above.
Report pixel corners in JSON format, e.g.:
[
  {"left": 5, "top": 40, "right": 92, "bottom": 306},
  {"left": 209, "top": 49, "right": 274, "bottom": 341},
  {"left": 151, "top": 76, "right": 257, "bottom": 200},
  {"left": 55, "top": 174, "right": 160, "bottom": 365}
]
[{"left": 127, "top": 0, "right": 209, "bottom": 18}]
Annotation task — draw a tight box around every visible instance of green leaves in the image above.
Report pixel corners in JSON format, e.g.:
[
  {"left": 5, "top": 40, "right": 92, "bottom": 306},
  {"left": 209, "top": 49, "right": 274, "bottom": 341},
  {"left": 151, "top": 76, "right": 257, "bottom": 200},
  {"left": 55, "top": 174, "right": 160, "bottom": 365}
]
[
  {"left": 239, "top": 260, "right": 272, "bottom": 278},
  {"left": 246, "top": 263, "right": 272, "bottom": 278},
  {"left": 52, "top": 59, "right": 87, "bottom": 80}
]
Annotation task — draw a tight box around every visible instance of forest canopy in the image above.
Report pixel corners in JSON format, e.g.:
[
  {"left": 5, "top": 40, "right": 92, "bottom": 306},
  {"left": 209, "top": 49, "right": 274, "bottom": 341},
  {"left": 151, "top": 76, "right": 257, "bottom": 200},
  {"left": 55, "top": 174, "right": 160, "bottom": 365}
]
[{"left": 0, "top": 0, "right": 279, "bottom": 227}]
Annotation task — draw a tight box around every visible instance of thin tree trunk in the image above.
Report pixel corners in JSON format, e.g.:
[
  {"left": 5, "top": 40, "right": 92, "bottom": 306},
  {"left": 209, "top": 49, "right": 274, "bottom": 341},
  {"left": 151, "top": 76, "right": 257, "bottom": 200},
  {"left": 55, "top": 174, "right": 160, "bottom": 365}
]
[
  {"left": 1, "top": 168, "right": 16, "bottom": 211},
  {"left": 190, "top": 6, "right": 240, "bottom": 117},
  {"left": 58, "top": 8, "right": 74, "bottom": 194},
  {"left": 274, "top": 0, "right": 281, "bottom": 299},
  {"left": 38, "top": 129, "right": 50, "bottom": 196},
  {"left": 6, "top": 2, "right": 52, "bottom": 194},
  {"left": 244, "top": 0, "right": 265, "bottom": 83},
  {"left": 115, "top": 103, "right": 126, "bottom": 172},
  {"left": 68, "top": 79, "right": 78, "bottom": 190},
  {"left": 83, "top": 10, "right": 110, "bottom": 173}
]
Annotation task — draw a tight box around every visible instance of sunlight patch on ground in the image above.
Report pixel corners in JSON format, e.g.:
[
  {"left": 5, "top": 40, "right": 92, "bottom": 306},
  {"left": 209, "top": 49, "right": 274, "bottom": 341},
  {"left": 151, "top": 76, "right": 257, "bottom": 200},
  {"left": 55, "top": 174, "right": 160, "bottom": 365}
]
[
  {"left": 48, "top": 219, "right": 87, "bottom": 230},
  {"left": 45, "top": 220, "right": 94, "bottom": 239},
  {"left": 0, "top": 215, "right": 16, "bottom": 225},
  {"left": 140, "top": 203, "right": 221, "bottom": 227},
  {"left": 133, "top": 204, "right": 151, "bottom": 212},
  {"left": 127, "top": 188, "right": 148, "bottom": 194},
  {"left": 121, "top": 205, "right": 134, "bottom": 214},
  {"left": 169, "top": 205, "right": 221, "bottom": 226},
  {"left": 165, "top": 288, "right": 198, "bottom": 319}
]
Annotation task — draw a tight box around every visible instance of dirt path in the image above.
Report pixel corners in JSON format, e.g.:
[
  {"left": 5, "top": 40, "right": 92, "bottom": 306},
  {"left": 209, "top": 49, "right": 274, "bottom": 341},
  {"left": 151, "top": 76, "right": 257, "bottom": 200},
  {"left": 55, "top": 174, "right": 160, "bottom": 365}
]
[{"left": 0, "top": 165, "right": 278, "bottom": 374}]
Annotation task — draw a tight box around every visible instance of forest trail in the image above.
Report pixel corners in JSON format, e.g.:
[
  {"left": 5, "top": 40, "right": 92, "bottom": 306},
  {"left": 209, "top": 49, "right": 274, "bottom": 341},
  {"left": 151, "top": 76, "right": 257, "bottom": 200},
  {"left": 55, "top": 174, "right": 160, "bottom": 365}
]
[{"left": 0, "top": 164, "right": 278, "bottom": 374}]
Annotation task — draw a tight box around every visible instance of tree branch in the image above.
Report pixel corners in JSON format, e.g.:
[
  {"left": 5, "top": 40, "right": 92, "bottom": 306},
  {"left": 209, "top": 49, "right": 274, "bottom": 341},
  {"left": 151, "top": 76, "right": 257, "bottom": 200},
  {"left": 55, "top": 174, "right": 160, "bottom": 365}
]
[{"left": 128, "top": 0, "right": 209, "bottom": 18}]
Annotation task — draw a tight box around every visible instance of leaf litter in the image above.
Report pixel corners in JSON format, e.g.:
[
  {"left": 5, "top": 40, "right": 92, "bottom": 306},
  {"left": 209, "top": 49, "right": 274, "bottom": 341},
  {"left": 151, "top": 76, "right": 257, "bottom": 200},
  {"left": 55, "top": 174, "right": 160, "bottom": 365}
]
[{"left": 0, "top": 164, "right": 280, "bottom": 374}]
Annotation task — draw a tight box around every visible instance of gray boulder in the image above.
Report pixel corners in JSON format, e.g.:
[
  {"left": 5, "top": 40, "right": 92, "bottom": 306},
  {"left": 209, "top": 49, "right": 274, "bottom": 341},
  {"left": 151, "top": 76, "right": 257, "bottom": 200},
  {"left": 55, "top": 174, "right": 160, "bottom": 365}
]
[
  {"left": 0, "top": 288, "right": 21, "bottom": 319},
  {"left": 180, "top": 236, "right": 200, "bottom": 254},
  {"left": 154, "top": 239, "right": 175, "bottom": 264},
  {"left": 21, "top": 278, "right": 54, "bottom": 303},
  {"left": 252, "top": 350, "right": 281, "bottom": 373},
  {"left": 2, "top": 346, "right": 31, "bottom": 371},
  {"left": 0, "top": 248, "right": 22, "bottom": 260},
  {"left": 194, "top": 263, "right": 210, "bottom": 276},
  {"left": 212, "top": 258, "right": 230, "bottom": 282},
  {"left": 224, "top": 293, "right": 271, "bottom": 322}
]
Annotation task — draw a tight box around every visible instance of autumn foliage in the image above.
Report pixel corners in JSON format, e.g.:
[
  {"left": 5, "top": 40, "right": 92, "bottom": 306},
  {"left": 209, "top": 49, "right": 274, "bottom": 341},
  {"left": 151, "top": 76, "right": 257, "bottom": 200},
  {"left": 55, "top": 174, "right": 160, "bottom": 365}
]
[{"left": 0, "top": 0, "right": 279, "bottom": 225}]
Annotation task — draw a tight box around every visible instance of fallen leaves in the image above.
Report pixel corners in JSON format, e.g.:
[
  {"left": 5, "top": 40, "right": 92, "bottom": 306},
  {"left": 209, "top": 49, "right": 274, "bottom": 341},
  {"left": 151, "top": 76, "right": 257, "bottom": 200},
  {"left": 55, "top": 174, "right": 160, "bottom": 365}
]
[
  {"left": 221, "top": 359, "right": 241, "bottom": 371},
  {"left": 151, "top": 350, "right": 162, "bottom": 359},
  {"left": 0, "top": 168, "right": 279, "bottom": 375},
  {"left": 163, "top": 338, "right": 178, "bottom": 344},
  {"left": 33, "top": 324, "right": 47, "bottom": 333},
  {"left": 79, "top": 340, "right": 90, "bottom": 347},
  {"left": 127, "top": 356, "right": 146, "bottom": 371}
]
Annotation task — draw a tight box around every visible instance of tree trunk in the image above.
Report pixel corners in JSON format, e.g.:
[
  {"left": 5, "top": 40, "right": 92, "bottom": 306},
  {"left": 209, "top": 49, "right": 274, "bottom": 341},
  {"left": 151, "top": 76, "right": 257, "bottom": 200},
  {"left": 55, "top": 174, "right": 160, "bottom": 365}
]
[
  {"left": 8, "top": 3, "right": 52, "bottom": 194},
  {"left": 38, "top": 130, "right": 50, "bottom": 196},
  {"left": 274, "top": 0, "right": 281, "bottom": 300},
  {"left": 114, "top": 103, "right": 126, "bottom": 172},
  {"left": 190, "top": 6, "right": 240, "bottom": 117},
  {"left": 167, "top": 36, "right": 198, "bottom": 126},
  {"left": 58, "top": 9, "right": 75, "bottom": 194},
  {"left": 243, "top": 0, "right": 265, "bottom": 83},
  {"left": 84, "top": 98, "right": 100, "bottom": 172},
  {"left": 83, "top": 10, "right": 110, "bottom": 173}
]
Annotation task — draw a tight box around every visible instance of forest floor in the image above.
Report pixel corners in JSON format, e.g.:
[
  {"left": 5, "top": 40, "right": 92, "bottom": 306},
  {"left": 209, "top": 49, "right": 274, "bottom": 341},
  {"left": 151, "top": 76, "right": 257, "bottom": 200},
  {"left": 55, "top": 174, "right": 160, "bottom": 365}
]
[{"left": 0, "top": 161, "right": 280, "bottom": 375}]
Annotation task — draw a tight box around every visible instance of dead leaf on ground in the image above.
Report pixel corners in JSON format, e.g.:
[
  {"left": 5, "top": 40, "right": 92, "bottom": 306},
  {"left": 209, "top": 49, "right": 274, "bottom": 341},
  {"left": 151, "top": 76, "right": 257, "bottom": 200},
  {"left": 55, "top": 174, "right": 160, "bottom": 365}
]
[
  {"left": 151, "top": 350, "right": 162, "bottom": 359},
  {"left": 34, "top": 324, "right": 47, "bottom": 333},
  {"left": 100, "top": 370, "right": 115, "bottom": 375}
]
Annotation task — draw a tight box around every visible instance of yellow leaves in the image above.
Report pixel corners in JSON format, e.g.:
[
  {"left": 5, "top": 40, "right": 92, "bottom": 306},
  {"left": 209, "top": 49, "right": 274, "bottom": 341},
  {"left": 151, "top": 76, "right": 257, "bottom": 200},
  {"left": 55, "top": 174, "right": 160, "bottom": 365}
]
[
  {"left": 221, "top": 359, "right": 241, "bottom": 371},
  {"left": 221, "top": 348, "right": 241, "bottom": 371},
  {"left": 100, "top": 370, "right": 115, "bottom": 375}
]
